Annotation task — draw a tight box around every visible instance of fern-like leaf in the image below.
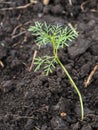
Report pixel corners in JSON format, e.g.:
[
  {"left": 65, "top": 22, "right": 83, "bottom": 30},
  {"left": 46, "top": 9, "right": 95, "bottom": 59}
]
[{"left": 34, "top": 56, "right": 56, "bottom": 75}]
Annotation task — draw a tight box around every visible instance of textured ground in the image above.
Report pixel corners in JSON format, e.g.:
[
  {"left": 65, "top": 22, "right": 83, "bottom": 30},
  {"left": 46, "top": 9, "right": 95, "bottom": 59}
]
[{"left": 0, "top": 0, "right": 98, "bottom": 130}]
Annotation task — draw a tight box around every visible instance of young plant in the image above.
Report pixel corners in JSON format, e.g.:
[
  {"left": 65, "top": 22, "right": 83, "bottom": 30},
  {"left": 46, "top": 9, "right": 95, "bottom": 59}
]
[{"left": 28, "top": 22, "right": 84, "bottom": 120}]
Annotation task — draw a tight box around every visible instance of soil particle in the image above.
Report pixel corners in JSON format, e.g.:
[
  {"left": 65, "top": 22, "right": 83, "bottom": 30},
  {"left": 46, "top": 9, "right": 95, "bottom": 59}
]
[
  {"left": 43, "top": 5, "right": 51, "bottom": 14},
  {"left": 79, "top": 63, "right": 91, "bottom": 78},
  {"left": 41, "top": 124, "right": 47, "bottom": 130},
  {"left": 75, "top": 104, "right": 94, "bottom": 118},
  {"left": 51, "top": 97, "right": 72, "bottom": 114},
  {"left": 78, "top": 23, "right": 89, "bottom": 32},
  {"left": 24, "top": 119, "right": 33, "bottom": 130},
  {"left": 43, "top": 15, "right": 65, "bottom": 25},
  {"left": 0, "top": 44, "right": 8, "bottom": 57},
  {"left": 92, "top": 96, "right": 98, "bottom": 109},
  {"left": 51, "top": 116, "right": 68, "bottom": 130},
  {"left": 48, "top": 78, "right": 62, "bottom": 93},
  {"left": 80, "top": 125, "right": 92, "bottom": 130},
  {"left": 9, "top": 50, "right": 18, "bottom": 58},
  {"left": 54, "top": 0, "right": 61, "bottom": 4},
  {"left": 33, "top": 2, "right": 43, "bottom": 13},
  {"left": 88, "top": 20, "right": 96, "bottom": 28},
  {"left": 92, "top": 118, "right": 98, "bottom": 129},
  {"left": 68, "top": 35, "right": 91, "bottom": 59},
  {"left": 2, "top": 18, "right": 13, "bottom": 33},
  {"left": 95, "top": 78, "right": 98, "bottom": 86},
  {"left": 50, "top": 4, "right": 64, "bottom": 15},
  {"left": 70, "top": 122, "right": 80, "bottom": 130},
  {"left": 90, "top": 44, "right": 98, "bottom": 55},
  {"left": 10, "top": 57, "right": 22, "bottom": 68},
  {"left": 94, "top": 70, "right": 98, "bottom": 80},
  {"left": 0, "top": 80, "right": 16, "bottom": 93},
  {"left": 91, "top": 26, "right": 98, "bottom": 41}
]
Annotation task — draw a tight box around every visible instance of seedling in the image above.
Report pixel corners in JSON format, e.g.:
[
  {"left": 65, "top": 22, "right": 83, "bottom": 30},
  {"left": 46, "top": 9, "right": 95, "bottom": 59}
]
[{"left": 28, "top": 22, "right": 84, "bottom": 120}]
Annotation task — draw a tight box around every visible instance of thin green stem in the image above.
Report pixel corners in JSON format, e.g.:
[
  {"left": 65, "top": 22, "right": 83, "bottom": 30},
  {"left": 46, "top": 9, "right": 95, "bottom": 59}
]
[
  {"left": 56, "top": 55, "right": 84, "bottom": 120},
  {"left": 51, "top": 36, "right": 84, "bottom": 120}
]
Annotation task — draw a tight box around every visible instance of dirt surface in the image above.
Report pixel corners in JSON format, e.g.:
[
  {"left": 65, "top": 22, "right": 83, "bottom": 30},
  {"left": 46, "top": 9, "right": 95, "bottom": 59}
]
[{"left": 0, "top": 0, "right": 98, "bottom": 130}]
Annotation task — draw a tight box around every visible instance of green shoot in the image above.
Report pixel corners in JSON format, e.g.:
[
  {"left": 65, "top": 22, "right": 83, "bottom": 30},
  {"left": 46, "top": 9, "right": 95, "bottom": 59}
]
[
  {"left": 34, "top": 56, "right": 57, "bottom": 76},
  {"left": 28, "top": 21, "right": 84, "bottom": 120}
]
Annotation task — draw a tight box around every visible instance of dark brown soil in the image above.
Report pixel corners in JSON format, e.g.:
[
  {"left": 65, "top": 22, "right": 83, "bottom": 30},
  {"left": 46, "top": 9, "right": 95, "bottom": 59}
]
[{"left": 0, "top": 0, "right": 98, "bottom": 130}]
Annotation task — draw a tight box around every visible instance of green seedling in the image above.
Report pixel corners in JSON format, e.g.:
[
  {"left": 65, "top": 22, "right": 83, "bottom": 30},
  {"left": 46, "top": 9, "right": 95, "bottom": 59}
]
[{"left": 28, "top": 22, "right": 84, "bottom": 120}]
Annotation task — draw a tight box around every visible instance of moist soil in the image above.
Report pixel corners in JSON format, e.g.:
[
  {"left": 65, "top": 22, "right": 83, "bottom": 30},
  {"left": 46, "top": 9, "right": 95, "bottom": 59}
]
[{"left": 0, "top": 0, "right": 98, "bottom": 130}]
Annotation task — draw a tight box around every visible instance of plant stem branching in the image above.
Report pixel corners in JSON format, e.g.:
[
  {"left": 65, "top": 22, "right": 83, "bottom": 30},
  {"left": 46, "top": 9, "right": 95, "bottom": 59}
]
[{"left": 28, "top": 22, "right": 84, "bottom": 120}]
